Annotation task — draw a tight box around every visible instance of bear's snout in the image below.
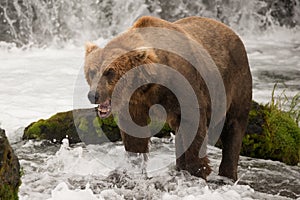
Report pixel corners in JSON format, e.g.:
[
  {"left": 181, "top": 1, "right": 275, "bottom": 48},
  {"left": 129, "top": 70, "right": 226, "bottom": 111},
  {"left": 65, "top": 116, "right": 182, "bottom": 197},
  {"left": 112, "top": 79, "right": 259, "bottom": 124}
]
[{"left": 88, "top": 90, "right": 99, "bottom": 104}]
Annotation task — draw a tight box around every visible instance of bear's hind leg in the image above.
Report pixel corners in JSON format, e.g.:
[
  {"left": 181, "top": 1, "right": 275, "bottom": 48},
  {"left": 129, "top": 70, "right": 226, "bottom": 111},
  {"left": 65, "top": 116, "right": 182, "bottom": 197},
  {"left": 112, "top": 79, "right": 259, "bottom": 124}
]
[
  {"left": 219, "top": 116, "right": 247, "bottom": 181},
  {"left": 175, "top": 133, "right": 186, "bottom": 170}
]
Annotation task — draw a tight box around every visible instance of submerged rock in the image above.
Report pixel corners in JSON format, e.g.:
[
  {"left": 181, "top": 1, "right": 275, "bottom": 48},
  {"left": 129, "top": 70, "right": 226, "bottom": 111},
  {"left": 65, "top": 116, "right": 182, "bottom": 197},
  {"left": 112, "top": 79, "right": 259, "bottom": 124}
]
[
  {"left": 23, "top": 100, "right": 300, "bottom": 165},
  {"left": 0, "top": 128, "right": 21, "bottom": 200}
]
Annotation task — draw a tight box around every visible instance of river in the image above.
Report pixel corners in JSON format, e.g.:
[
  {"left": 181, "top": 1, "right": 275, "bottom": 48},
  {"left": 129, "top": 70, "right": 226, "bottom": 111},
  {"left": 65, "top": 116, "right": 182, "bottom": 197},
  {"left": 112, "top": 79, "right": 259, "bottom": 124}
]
[{"left": 0, "top": 0, "right": 299, "bottom": 199}]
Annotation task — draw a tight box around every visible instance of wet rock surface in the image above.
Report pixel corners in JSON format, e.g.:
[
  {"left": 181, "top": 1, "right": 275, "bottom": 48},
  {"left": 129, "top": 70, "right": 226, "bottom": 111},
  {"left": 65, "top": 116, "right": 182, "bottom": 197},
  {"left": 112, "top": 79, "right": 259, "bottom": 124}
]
[{"left": 0, "top": 128, "right": 21, "bottom": 200}]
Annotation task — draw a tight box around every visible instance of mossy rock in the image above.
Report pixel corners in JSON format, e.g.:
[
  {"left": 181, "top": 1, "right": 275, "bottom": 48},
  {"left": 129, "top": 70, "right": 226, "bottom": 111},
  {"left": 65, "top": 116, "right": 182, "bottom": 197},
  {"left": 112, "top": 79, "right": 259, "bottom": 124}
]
[
  {"left": 23, "top": 108, "right": 172, "bottom": 145},
  {"left": 241, "top": 101, "right": 300, "bottom": 165},
  {"left": 0, "top": 128, "right": 21, "bottom": 200},
  {"left": 23, "top": 110, "right": 81, "bottom": 144},
  {"left": 23, "top": 108, "right": 121, "bottom": 144},
  {"left": 23, "top": 101, "right": 300, "bottom": 165}
]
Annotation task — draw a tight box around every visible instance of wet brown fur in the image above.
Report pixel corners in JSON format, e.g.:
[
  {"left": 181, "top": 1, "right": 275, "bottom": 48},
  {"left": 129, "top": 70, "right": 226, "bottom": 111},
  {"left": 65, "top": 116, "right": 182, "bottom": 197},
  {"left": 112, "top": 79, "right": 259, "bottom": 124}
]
[{"left": 84, "top": 16, "right": 252, "bottom": 181}]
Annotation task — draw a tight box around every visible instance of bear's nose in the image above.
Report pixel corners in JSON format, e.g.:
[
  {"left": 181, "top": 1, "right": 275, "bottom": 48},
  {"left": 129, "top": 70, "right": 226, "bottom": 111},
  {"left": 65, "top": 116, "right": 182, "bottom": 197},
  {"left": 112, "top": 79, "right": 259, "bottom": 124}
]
[{"left": 88, "top": 90, "right": 99, "bottom": 104}]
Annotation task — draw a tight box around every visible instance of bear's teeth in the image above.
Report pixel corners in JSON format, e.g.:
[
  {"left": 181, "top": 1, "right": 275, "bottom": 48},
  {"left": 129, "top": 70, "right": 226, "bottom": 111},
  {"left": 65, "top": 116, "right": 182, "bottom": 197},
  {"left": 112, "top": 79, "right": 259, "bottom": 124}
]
[{"left": 98, "top": 107, "right": 111, "bottom": 112}]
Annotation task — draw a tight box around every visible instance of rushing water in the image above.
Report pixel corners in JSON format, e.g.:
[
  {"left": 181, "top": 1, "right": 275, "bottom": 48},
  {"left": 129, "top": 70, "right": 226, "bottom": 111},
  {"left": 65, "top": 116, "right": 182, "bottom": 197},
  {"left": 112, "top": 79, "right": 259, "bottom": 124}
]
[
  {"left": 12, "top": 139, "right": 300, "bottom": 199},
  {"left": 1, "top": 0, "right": 299, "bottom": 46},
  {"left": 0, "top": 32, "right": 297, "bottom": 200},
  {"left": 0, "top": 0, "right": 300, "bottom": 199}
]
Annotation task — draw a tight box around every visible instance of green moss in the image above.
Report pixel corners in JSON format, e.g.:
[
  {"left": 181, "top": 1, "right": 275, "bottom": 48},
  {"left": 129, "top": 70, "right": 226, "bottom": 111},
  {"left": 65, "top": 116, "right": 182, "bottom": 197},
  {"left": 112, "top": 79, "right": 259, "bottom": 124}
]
[
  {"left": 163, "top": 123, "right": 172, "bottom": 133},
  {"left": 265, "top": 109, "right": 300, "bottom": 164},
  {"left": 25, "top": 121, "right": 43, "bottom": 139},
  {"left": 241, "top": 100, "right": 300, "bottom": 165},
  {"left": 23, "top": 109, "right": 123, "bottom": 144},
  {"left": 92, "top": 117, "right": 103, "bottom": 137},
  {"left": 78, "top": 118, "right": 89, "bottom": 132},
  {"left": 0, "top": 184, "right": 19, "bottom": 200},
  {"left": 153, "top": 122, "right": 173, "bottom": 137},
  {"left": 23, "top": 110, "right": 81, "bottom": 143},
  {"left": 101, "top": 116, "right": 117, "bottom": 127},
  {"left": 93, "top": 117, "right": 102, "bottom": 128},
  {"left": 20, "top": 167, "right": 25, "bottom": 177}
]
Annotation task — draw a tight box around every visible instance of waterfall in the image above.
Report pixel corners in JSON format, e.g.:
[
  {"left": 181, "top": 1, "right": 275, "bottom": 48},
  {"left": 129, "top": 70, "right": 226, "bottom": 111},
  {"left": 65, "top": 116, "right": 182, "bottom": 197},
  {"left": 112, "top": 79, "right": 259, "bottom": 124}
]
[{"left": 0, "top": 0, "right": 299, "bottom": 47}]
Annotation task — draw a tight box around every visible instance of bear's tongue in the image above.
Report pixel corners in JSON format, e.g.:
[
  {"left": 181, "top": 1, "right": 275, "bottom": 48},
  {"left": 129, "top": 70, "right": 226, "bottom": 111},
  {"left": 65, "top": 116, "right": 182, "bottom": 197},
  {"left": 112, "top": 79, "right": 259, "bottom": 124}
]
[{"left": 97, "top": 100, "right": 111, "bottom": 118}]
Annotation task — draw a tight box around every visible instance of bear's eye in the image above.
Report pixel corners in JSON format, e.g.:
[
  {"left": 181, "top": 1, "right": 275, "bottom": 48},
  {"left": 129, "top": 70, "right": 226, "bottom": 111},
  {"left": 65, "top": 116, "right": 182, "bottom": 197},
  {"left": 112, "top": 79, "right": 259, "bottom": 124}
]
[
  {"left": 103, "top": 68, "right": 115, "bottom": 78},
  {"left": 89, "top": 69, "right": 97, "bottom": 80}
]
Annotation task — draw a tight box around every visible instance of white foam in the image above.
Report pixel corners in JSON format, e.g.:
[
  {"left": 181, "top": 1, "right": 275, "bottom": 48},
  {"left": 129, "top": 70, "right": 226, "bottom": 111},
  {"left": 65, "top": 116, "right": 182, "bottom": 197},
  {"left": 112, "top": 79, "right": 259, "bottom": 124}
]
[{"left": 47, "top": 182, "right": 99, "bottom": 200}]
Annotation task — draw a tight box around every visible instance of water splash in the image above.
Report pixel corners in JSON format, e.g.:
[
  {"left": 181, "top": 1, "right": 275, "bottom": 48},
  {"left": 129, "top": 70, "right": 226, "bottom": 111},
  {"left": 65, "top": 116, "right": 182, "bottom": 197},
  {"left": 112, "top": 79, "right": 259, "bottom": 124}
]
[
  {"left": 0, "top": 0, "right": 299, "bottom": 47},
  {"left": 14, "top": 139, "right": 300, "bottom": 199},
  {"left": 0, "top": 0, "right": 151, "bottom": 47}
]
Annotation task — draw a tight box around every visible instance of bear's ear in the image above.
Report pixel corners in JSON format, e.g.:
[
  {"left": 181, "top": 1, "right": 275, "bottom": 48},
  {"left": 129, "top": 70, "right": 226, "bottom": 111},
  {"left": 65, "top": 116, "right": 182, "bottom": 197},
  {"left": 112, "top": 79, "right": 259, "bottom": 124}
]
[
  {"left": 133, "top": 48, "right": 158, "bottom": 77},
  {"left": 85, "top": 42, "right": 98, "bottom": 56},
  {"left": 132, "top": 48, "right": 158, "bottom": 63},
  {"left": 134, "top": 50, "right": 148, "bottom": 61}
]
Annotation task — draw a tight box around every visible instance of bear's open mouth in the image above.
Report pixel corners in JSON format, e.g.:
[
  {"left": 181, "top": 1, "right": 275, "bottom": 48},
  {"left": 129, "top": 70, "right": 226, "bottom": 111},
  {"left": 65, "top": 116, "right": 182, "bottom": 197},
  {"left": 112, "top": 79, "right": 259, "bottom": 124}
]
[{"left": 97, "top": 99, "right": 111, "bottom": 118}]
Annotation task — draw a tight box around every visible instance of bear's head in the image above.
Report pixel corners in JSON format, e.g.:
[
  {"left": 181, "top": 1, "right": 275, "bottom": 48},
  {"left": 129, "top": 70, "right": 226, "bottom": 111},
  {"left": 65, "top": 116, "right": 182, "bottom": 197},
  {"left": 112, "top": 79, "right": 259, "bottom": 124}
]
[{"left": 84, "top": 41, "right": 158, "bottom": 119}]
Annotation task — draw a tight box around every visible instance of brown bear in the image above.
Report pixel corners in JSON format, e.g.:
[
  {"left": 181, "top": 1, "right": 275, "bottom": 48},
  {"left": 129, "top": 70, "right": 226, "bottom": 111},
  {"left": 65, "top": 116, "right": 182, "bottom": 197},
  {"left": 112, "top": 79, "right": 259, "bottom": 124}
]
[{"left": 84, "top": 16, "right": 252, "bottom": 181}]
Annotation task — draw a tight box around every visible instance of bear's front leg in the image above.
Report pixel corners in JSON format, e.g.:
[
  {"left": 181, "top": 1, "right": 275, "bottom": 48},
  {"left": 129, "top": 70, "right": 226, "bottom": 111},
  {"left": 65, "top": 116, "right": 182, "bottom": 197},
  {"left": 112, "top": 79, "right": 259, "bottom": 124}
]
[
  {"left": 121, "top": 131, "right": 150, "bottom": 154},
  {"left": 119, "top": 108, "right": 150, "bottom": 154}
]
